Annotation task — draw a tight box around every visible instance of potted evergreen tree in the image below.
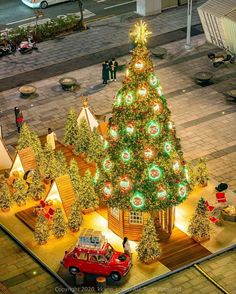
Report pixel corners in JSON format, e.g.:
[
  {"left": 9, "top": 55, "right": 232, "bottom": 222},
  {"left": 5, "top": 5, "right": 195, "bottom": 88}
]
[
  {"left": 74, "top": 118, "right": 91, "bottom": 158},
  {"left": 136, "top": 217, "right": 161, "bottom": 264},
  {"left": 52, "top": 208, "right": 67, "bottom": 238},
  {"left": 27, "top": 169, "right": 45, "bottom": 201},
  {"left": 68, "top": 202, "right": 83, "bottom": 232},
  {"left": 13, "top": 177, "right": 28, "bottom": 206},
  {"left": 78, "top": 169, "right": 99, "bottom": 213},
  {"left": 87, "top": 128, "right": 104, "bottom": 164},
  {"left": 188, "top": 197, "right": 211, "bottom": 242},
  {"left": 55, "top": 151, "right": 68, "bottom": 177},
  {"left": 63, "top": 108, "right": 80, "bottom": 148},
  {"left": 0, "top": 183, "right": 12, "bottom": 212},
  {"left": 34, "top": 215, "right": 50, "bottom": 245},
  {"left": 69, "top": 159, "right": 82, "bottom": 192}
]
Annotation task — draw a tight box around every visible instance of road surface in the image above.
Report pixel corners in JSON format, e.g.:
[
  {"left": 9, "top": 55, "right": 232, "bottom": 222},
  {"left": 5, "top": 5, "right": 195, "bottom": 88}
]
[{"left": 0, "top": 0, "right": 136, "bottom": 30}]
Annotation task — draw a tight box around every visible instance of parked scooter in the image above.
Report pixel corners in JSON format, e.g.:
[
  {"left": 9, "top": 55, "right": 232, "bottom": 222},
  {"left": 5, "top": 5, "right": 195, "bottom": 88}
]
[
  {"left": 208, "top": 48, "right": 235, "bottom": 68},
  {"left": 18, "top": 36, "right": 38, "bottom": 54},
  {"left": 0, "top": 33, "right": 16, "bottom": 57}
]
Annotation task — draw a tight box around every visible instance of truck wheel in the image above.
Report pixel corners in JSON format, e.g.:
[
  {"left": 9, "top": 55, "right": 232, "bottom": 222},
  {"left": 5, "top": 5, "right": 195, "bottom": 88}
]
[
  {"left": 110, "top": 272, "right": 121, "bottom": 281},
  {"left": 40, "top": 1, "right": 48, "bottom": 8},
  {"left": 69, "top": 267, "right": 79, "bottom": 275}
]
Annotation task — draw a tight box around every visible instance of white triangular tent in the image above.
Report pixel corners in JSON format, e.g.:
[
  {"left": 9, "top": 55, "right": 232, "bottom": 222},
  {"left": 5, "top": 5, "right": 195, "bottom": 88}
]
[
  {"left": 10, "top": 146, "right": 37, "bottom": 175},
  {"left": 0, "top": 126, "right": 13, "bottom": 171},
  {"left": 44, "top": 175, "right": 76, "bottom": 219},
  {"left": 77, "top": 97, "right": 99, "bottom": 131}
]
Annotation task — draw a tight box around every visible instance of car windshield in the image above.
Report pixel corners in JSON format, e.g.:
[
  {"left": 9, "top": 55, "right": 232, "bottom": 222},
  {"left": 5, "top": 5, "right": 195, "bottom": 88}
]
[{"left": 105, "top": 245, "right": 114, "bottom": 261}]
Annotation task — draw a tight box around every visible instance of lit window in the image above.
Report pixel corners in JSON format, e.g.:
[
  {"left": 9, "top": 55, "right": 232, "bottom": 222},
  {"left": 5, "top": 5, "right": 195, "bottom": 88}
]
[
  {"left": 110, "top": 207, "right": 119, "bottom": 220},
  {"left": 129, "top": 211, "right": 143, "bottom": 224}
]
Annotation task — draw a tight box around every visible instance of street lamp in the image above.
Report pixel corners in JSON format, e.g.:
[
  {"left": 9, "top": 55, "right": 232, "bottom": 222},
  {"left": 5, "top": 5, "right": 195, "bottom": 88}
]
[{"left": 185, "top": 0, "right": 193, "bottom": 50}]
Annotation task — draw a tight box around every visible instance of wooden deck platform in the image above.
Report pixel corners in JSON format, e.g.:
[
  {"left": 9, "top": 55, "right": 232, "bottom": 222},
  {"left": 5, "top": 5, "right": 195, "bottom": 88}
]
[
  {"left": 159, "top": 227, "right": 211, "bottom": 270},
  {"left": 15, "top": 207, "right": 37, "bottom": 231}
]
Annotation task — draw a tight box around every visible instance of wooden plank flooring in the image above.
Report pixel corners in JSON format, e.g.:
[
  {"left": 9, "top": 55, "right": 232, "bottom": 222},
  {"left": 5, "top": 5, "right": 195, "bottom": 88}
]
[
  {"left": 15, "top": 207, "right": 37, "bottom": 231},
  {"left": 159, "top": 227, "right": 211, "bottom": 270}
]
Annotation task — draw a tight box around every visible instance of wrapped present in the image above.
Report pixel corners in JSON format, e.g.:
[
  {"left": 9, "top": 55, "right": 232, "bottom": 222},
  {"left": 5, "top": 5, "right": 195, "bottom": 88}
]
[
  {"left": 210, "top": 216, "right": 219, "bottom": 224},
  {"left": 216, "top": 192, "right": 226, "bottom": 203}
]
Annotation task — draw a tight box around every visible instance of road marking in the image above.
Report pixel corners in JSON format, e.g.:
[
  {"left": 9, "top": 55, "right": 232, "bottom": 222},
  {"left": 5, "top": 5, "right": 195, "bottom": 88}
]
[
  {"left": 67, "top": 9, "right": 96, "bottom": 18},
  {"left": 97, "top": 0, "right": 106, "bottom": 2},
  {"left": 19, "top": 18, "right": 51, "bottom": 28},
  {"left": 104, "top": 0, "right": 136, "bottom": 10},
  {"left": 6, "top": 16, "right": 38, "bottom": 26}
]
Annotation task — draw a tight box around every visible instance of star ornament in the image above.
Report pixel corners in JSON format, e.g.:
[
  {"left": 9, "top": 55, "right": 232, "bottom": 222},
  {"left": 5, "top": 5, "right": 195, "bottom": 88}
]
[{"left": 132, "top": 20, "right": 152, "bottom": 45}]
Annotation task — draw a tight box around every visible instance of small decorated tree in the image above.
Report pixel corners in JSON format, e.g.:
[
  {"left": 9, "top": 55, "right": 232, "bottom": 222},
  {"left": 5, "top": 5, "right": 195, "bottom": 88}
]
[
  {"left": 186, "top": 161, "right": 197, "bottom": 191},
  {"left": 63, "top": 108, "right": 80, "bottom": 146},
  {"left": 55, "top": 151, "right": 68, "bottom": 177},
  {"left": 39, "top": 143, "right": 58, "bottom": 180},
  {"left": 74, "top": 118, "right": 91, "bottom": 156},
  {"left": 136, "top": 217, "right": 161, "bottom": 264},
  {"left": 77, "top": 169, "right": 99, "bottom": 210},
  {"left": 69, "top": 159, "right": 82, "bottom": 192},
  {"left": 195, "top": 158, "right": 209, "bottom": 187},
  {"left": 13, "top": 177, "right": 28, "bottom": 206},
  {"left": 87, "top": 128, "right": 104, "bottom": 164},
  {"left": 34, "top": 215, "right": 50, "bottom": 245},
  {"left": 188, "top": 197, "right": 211, "bottom": 242},
  {"left": 0, "top": 183, "right": 12, "bottom": 211},
  {"left": 17, "top": 123, "right": 33, "bottom": 150},
  {"left": 27, "top": 169, "right": 45, "bottom": 201},
  {"left": 68, "top": 202, "right": 83, "bottom": 232},
  {"left": 52, "top": 208, "right": 67, "bottom": 238}
]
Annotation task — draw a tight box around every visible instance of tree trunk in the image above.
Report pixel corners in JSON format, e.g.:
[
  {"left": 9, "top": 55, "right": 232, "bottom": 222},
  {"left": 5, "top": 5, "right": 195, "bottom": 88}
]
[{"left": 152, "top": 207, "right": 175, "bottom": 241}]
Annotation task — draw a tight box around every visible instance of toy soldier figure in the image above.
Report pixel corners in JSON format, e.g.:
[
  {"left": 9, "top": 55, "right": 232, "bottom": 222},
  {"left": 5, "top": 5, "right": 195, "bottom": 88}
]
[
  {"left": 46, "top": 128, "right": 57, "bottom": 150},
  {"left": 109, "top": 58, "right": 118, "bottom": 81},
  {"left": 14, "top": 107, "right": 23, "bottom": 133}
]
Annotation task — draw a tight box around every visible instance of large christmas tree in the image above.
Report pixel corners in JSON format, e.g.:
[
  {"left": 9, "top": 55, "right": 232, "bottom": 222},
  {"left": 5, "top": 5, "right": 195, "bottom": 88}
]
[{"left": 96, "top": 21, "right": 188, "bottom": 212}]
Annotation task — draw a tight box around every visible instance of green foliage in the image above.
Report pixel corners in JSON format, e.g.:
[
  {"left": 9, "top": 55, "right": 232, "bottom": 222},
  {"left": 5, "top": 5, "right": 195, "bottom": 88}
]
[
  {"left": 13, "top": 177, "right": 28, "bottom": 206},
  {"left": 0, "top": 15, "right": 81, "bottom": 45},
  {"left": 52, "top": 208, "right": 67, "bottom": 238},
  {"left": 27, "top": 169, "right": 45, "bottom": 201},
  {"left": 63, "top": 109, "right": 79, "bottom": 146},
  {"left": 77, "top": 169, "right": 99, "bottom": 209},
  {"left": 136, "top": 217, "right": 161, "bottom": 263},
  {"left": 55, "top": 151, "right": 68, "bottom": 177},
  {"left": 96, "top": 30, "right": 188, "bottom": 211},
  {"left": 39, "top": 143, "right": 58, "bottom": 180},
  {"left": 69, "top": 159, "right": 82, "bottom": 192},
  {"left": 87, "top": 128, "right": 104, "bottom": 164},
  {"left": 34, "top": 215, "right": 49, "bottom": 244},
  {"left": 0, "top": 183, "right": 12, "bottom": 210},
  {"left": 188, "top": 197, "right": 211, "bottom": 239},
  {"left": 74, "top": 119, "right": 91, "bottom": 155},
  {"left": 68, "top": 201, "right": 83, "bottom": 232}
]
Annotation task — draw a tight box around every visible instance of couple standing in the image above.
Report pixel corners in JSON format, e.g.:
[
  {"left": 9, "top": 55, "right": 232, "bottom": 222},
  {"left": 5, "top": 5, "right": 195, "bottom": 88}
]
[{"left": 102, "top": 58, "right": 118, "bottom": 84}]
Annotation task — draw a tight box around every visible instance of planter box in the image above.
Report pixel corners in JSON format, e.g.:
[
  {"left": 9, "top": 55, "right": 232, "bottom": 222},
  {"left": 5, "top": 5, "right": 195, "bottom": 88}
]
[
  {"left": 193, "top": 235, "right": 210, "bottom": 243},
  {"left": 82, "top": 207, "right": 95, "bottom": 214},
  {"left": 144, "top": 257, "right": 159, "bottom": 265},
  {"left": 59, "top": 77, "right": 77, "bottom": 91},
  {"left": 1, "top": 207, "right": 10, "bottom": 212},
  {"left": 19, "top": 85, "right": 36, "bottom": 98}
]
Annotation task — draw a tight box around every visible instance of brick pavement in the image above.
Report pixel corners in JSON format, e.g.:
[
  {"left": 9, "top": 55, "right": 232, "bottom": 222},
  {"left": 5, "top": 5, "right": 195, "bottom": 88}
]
[
  {"left": 0, "top": 228, "right": 62, "bottom": 294},
  {"left": 0, "top": 0, "right": 205, "bottom": 89}
]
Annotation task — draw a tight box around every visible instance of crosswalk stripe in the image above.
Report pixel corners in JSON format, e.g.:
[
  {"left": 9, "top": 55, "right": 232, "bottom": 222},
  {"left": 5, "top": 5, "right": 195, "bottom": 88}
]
[{"left": 18, "top": 18, "right": 51, "bottom": 28}]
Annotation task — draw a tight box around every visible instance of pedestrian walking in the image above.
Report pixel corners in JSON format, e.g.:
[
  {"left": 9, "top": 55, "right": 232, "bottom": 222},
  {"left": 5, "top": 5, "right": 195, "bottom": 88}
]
[
  {"left": 109, "top": 58, "right": 118, "bottom": 81},
  {"left": 14, "top": 107, "right": 23, "bottom": 133},
  {"left": 102, "top": 61, "right": 109, "bottom": 84},
  {"left": 122, "top": 237, "right": 131, "bottom": 257},
  {"left": 46, "top": 128, "right": 57, "bottom": 150}
]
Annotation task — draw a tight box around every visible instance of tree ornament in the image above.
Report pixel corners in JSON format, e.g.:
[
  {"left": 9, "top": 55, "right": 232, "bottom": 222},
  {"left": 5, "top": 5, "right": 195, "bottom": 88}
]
[
  {"left": 143, "top": 146, "right": 155, "bottom": 160},
  {"left": 103, "top": 158, "right": 113, "bottom": 172},
  {"left": 138, "top": 86, "right": 147, "bottom": 96},
  {"left": 93, "top": 169, "right": 100, "bottom": 184},
  {"left": 147, "top": 121, "right": 160, "bottom": 137},
  {"left": 178, "top": 183, "right": 187, "bottom": 198},
  {"left": 109, "top": 125, "right": 119, "bottom": 141},
  {"left": 125, "top": 92, "right": 135, "bottom": 105},
  {"left": 134, "top": 60, "right": 145, "bottom": 70},
  {"left": 183, "top": 166, "right": 189, "bottom": 182},
  {"left": 173, "top": 161, "right": 180, "bottom": 172},
  {"left": 164, "top": 142, "right": 172, "bottom": 154},
  {"left": 132, "top": 20, "right": 152, "bottom": 45},
  {"left": 153, "top": 100, "right": 163, "bottom": 114},
  {"left": 149, "top": 74, "right": 159, "bottom": 87},
  {"left": 157, "top": 86, "right": 163, "bottom": 97},
  {"left": 103, "top": 140, "right": 108, "bottom": 150},
  {"left": 168, "top": 121, "right": 173, "bottom": 130},
  {"left": 121, "top": 149, "right": 131, "bottom": 162},
  {"left": 126, "top": 122, "right": 134, "bottom": 135},
  {"left": 130, "top": 191, "right": 145, "bottom": 209},
  {"left": 103, "top": 181, "right": 113, "bottom": 199},
  {"left": 148, "top": 164, "right": 162, "bottom": 181},
  {"left": 119, "top": 175, "right": 132, "bottom": 193},
  {"left": 115, "top": 93, "right": 122, "bottom": 107},
  {"left": 157, "top": 185, "right": 167, "bottom": 200}
]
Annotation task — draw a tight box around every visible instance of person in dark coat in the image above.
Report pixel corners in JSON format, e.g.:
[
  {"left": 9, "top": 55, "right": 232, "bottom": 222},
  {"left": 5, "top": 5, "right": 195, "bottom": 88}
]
[
  {"left": 14, "top": 107, "right": 23, "bottom": 133},
  {"left": 109, "top": 58, "right": 118, "bottom": 81},
  {"left": 102, "top": 61, "right": 109, "bottom": 84}
]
